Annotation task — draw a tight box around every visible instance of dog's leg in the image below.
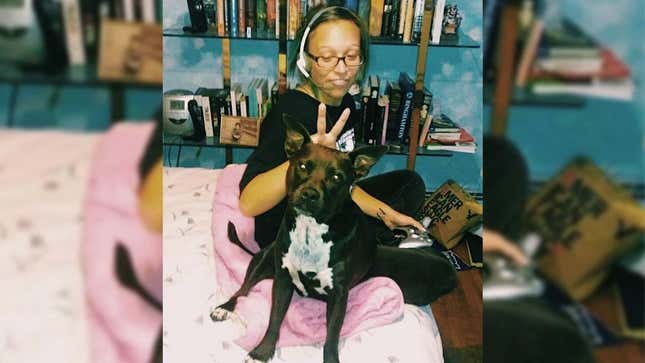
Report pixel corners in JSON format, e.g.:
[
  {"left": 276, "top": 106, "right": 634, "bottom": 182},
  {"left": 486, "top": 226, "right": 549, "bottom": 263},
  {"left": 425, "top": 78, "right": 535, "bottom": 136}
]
[
  {"left": 246, "top": 267, "right": 294, "bottom": 363},
  {"left": 210, "top": 244, "right": 275, "bottom": 322},
  {"left": 323, "top": 268, "right": 349, "bottom": 363}
]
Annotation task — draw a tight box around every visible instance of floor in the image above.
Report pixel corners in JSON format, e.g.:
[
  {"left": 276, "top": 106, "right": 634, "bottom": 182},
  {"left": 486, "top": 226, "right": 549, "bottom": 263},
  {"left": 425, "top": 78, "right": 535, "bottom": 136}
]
[{"left": 430, "top": 242, "right": 483, "bottom": 363}]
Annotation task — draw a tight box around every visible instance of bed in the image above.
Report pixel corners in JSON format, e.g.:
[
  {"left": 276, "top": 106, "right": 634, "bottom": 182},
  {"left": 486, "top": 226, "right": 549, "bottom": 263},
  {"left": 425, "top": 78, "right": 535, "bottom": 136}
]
[
  {"left": 0, "top": 129, "right": 99, "bottom": 363},
  {"left": 163, "top": 165, "right": 445, "bottom": 363}
]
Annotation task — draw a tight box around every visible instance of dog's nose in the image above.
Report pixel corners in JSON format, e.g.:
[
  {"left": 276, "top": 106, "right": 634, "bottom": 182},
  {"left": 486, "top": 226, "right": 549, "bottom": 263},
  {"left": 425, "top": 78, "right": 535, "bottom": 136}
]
[{"left": 301, "top": 187, "right": 320, "bottom": 202}]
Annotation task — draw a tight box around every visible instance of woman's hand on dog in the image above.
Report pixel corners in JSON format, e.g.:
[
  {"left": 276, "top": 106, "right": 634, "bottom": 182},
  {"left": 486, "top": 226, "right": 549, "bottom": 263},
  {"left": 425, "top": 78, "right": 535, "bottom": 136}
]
[
  {"left": 310, "top": 103, "right": 351, "bottom": 149},
  {"left": 377, "top": 206, "right": 426, "bottom": 232}
]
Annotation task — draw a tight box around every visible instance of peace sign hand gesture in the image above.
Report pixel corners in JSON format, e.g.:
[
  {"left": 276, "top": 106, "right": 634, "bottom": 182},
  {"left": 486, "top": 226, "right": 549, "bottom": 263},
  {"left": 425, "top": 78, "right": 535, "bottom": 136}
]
[{"left": 310, "top": 103, "right": 351, "bottom": 149}]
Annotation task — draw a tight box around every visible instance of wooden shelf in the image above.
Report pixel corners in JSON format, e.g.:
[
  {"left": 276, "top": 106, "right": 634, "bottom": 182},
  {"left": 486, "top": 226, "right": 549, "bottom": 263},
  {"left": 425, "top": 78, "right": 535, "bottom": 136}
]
[
  {"left": 0, "top": 64, "right": 160, "bottom": 88},
  {"left": 163, "top": 28, "right": 480, "bottom": 48}
]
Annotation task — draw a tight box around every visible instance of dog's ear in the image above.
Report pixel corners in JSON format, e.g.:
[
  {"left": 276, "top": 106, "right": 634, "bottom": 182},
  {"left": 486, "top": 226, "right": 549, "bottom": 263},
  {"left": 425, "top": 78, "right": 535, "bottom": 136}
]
[
  {"left": 282, "top": 114, "right": 311, "bottom": 158},
  {"left": 349, "top": 145, "right": 389, "bottom": 179}
]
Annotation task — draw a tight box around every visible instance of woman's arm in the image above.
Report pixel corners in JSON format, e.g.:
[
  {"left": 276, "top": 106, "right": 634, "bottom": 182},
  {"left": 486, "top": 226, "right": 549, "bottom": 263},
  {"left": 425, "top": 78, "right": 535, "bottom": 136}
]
[
  {"left": 239, "top": 161, "right": 290, "bottom": 217},
  {"left": 351, "top": 185, "right": 425, "bottom": 231}
]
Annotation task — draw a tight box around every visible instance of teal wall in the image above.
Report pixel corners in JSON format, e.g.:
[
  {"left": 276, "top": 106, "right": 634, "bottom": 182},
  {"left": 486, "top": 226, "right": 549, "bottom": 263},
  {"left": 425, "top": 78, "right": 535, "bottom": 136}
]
[
  {"left": 0, "top": 83, "right": 160, "bottom": 131},
  {"left": 483, "top": 0, "right": 644, "bottom": 187},
  {"left": 163, "top": 0, "right": 484, "bottom": 193}
]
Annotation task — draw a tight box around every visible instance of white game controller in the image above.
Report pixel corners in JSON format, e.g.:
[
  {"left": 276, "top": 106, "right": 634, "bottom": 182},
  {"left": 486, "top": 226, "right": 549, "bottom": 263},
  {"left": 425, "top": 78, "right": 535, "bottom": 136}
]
[
  {"left": 392, "top": 226, "right": 435, "bottom": 249},
  {"left": 483, "top": 233, "right": 545, "bottom": 301}
]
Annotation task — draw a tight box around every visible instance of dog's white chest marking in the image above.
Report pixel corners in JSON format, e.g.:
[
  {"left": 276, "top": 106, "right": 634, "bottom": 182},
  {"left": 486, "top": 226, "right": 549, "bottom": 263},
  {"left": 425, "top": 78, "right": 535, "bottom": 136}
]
[{"left": 281, "top": 215, "right": 334, "bottom": 296}]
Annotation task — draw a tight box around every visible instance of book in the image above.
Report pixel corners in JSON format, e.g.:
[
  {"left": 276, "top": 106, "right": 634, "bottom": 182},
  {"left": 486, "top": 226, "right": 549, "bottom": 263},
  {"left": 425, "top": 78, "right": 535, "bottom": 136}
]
[
  {"left": 266, "top": 0, "right": 276, "bottom": 38},
  {"left": 426, "top": 141, "right": 476, "bottom": 153},
  {"left": 229, "top": 83, "right": 242, "bottom": 116},
  {"left": 396, "top": 72, "right": 414, "bottom": 144},
  {"left": 531, "top": 78, "right": 634, "bottom": 101},
  {"left": 538, "top": 18, "right": 600, "bottom": 58},
  {"left": 239, "top": 92, "right": 248, "bottom": 117},
  {"left": 217, "top": 0, "right": 226, "bottom": 35},
  {"left": 387, "top": 0, "right": 400, "bottom": 38},
  {"left": 385, "top": 80, "right": 402, "bottom": 142},
  {"left": 430, "top": 0, "right": 445, "bottom": 44},
  {"left": 430, "top": 127, "right": 474, "bottom": 143},
  {"left": 141, "top": 0, "right": 155, "bottom": 22},
  {"left": 238, "top": 0, "right": 246, "bottom": 37},
  {"left": 256, "top": 0, "right": 267, "bottom": 38},
  {"left": 228, "top": 0, "right": 238, "bottom": 37},
  {"left": 197, "top": 95, "right": 215, "bottom": 137},
  {"left": 381, "top": 0, "right": 393, "bottom": 37},
  {"left": 402, "top": 0, "right": 414, "bottom": 43},
  {"left": 379, "top": 94, "right": 390, "bottom": 145},
  {"left": 429, "top": 113, "right": 459, "bottom": 132},
  {"left": 247, "top": 78, "right": 259, "bottom": 117},
  {"left": 359, "top": 84, "right": 370, "bottom": 143},
  {"left": 397, "top": 0, "right": 408, "bottom": 40},
  {"left": 369, "top": 0, "right": 385, "bottom": 37},
  {"left": 62, "top": 0, "right": 86, "bottom": 65},
  {"left": 245, "top": 0, "right": 255, "bottom": 37},
  {"left": 411, "top": 0, "right": 424, "bottom": 42},
  {"left": 366, "top": 75, "right": 380, "bottom": 144},
  {"left": 529, "top": 48, "right": 630, "bottom": 81}
]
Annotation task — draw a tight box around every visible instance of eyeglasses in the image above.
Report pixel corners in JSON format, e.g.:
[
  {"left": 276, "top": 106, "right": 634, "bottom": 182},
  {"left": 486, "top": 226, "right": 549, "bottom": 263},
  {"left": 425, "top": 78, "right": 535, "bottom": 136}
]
[{"left": 305, "top": 51, "right": 364, "bottom": 69}]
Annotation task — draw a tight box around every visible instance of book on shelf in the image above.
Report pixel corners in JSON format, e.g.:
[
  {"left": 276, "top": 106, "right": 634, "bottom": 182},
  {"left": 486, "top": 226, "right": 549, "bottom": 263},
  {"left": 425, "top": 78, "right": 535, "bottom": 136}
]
[
  {"left": 396, "top": 72, "right": 414, "bottom": 144},
  {"left": 529, "top": 47, "right": 630, "bottom": 82},
  {"left": 429, "top": 113, "right": 460, "bottom": 133},
  {"left": 62, "top": 0, "right": 86, "bottom": 65},
  {"left": 379, "top": 94, "right": 390, "bottom": 146},
  {"left": 229, "top": 83, "right": 242, "bottom": 116},
  {"left": 430, "top": 0, "right": 445, "bottom": 44},
  {"left": 411, "top": 0, "right": 424, "bottom": 42},
  {"left": 426, "top": 140, "right": 476, "bottom": 153},
  {"left": 531, "top": 78, "right": 634, "bottom": 101},
  {"left": 430, "top": 127, "right": 474, "bottom": 143},
  {"left": 369, "top": 0, "right": 385, "bottom": 37}
]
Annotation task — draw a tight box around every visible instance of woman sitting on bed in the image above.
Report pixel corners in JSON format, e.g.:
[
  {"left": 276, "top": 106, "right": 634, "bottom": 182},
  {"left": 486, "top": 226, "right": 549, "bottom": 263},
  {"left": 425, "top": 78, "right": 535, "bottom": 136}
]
[{"left": 239, "top": 4, "right": 456, "bottom": 305}]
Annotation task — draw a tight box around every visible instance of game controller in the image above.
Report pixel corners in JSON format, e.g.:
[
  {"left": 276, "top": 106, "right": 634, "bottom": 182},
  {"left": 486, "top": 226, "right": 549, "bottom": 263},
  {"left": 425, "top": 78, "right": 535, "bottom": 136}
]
[
  {"left": 392, "top": 227, "right": 435, "bottom": 249},
  {"left": 483, "top": 233, "right": 545, "bottom": 301}
]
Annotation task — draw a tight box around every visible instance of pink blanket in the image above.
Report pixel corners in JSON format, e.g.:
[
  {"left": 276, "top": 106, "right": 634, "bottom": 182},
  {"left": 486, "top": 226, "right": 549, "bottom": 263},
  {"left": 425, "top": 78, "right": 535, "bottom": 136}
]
[
  {"left": 82, "top": 122, "right": 162, "bottom": 363},
  {"left": 211, "top": 163, "right": 404, "bottom": 350}
]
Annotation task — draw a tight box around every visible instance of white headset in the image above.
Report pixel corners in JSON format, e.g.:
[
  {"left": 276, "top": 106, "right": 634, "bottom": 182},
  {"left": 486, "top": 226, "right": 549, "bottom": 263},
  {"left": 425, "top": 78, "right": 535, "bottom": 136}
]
[{"left": 296, "top": 6, "right": 341, "bottom": 79}]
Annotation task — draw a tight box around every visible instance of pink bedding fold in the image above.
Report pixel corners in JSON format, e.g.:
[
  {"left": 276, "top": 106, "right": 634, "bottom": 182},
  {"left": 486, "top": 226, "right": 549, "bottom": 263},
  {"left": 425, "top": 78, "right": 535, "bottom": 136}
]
[
  {"left": 82, "top": 122, "right": 162, "bottom": 363},
  {"left": 211, "top": 163, "right": 404, "bottom": 350}
]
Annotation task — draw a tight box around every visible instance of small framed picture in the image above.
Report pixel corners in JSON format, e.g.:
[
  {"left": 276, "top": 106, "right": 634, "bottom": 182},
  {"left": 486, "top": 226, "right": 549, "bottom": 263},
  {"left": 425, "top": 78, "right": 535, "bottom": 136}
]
[
  {"left": 98, "top": 20, "right": 162, "bottom": 84},
  {"left": 219, "top": 115, "right": 261, "bottom": 146}
]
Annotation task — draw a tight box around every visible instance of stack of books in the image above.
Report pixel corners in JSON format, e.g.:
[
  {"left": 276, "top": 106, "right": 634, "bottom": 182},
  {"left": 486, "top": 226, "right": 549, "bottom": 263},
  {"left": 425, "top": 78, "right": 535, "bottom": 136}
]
[
  {"left": 516, "top": 18, "right": 633, "bottom": 101},
  {"left": 198, "top": 0, "right": 453, "bottom": 44},
  {"left": 422, "top": 113, "right": 476, "bottom": 153}
]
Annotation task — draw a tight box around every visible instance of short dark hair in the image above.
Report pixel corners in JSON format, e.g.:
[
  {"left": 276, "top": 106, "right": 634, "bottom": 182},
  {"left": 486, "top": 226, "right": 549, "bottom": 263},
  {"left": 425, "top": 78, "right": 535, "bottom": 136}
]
[{"left": 289, "top": 5, "right": 370, "bottom": 83}]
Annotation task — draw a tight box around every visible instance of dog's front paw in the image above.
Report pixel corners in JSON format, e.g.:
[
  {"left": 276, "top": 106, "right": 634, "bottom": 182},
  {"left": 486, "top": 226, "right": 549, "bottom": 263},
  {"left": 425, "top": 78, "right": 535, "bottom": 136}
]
[
  {"left": 210, "top": 307, "right": 233, "bottom": 322},
  {"left": 247, "top": 344, "right": 275, "bottom": 363}
]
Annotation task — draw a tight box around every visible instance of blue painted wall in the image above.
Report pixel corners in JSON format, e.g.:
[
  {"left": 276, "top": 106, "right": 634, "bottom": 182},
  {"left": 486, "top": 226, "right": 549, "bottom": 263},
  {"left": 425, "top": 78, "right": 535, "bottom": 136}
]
[
  {"left": 483, "top": 0, "right": 644, "bottom": 186},
  {"left": 163, "top": 0, "right": 484, "bottom": 193}
]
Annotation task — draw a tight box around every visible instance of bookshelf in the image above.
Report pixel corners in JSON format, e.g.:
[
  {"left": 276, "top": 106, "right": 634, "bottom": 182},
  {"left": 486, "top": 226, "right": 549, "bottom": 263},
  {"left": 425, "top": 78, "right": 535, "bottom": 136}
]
[
  {"left": 0, "top": 64, "right": 160, "bottom": 126},
  {"left": 163, "top": 133, "right": 452, "bottom": 166},
  {"left": 162, "top": 0, "right": 481, "bottom": 169},
  {"left": 163, "top": 28, "right": 480, "bottom": 48}
]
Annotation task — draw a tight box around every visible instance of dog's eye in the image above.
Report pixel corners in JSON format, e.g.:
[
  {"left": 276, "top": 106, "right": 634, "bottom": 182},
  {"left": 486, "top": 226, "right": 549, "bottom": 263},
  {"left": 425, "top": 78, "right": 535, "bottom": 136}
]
[
  {"left": 298, "top": 161, "right": 307, "bottom": 171},
  {"left": 332, "top": 173, "right": 343, "bottom": 182}
]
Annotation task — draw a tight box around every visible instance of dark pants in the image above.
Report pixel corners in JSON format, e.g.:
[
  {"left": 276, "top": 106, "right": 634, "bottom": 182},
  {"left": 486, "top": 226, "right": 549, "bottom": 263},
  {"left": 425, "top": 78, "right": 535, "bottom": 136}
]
[{"left": 357, "top": 170, "right": 457, "bottom": 305}]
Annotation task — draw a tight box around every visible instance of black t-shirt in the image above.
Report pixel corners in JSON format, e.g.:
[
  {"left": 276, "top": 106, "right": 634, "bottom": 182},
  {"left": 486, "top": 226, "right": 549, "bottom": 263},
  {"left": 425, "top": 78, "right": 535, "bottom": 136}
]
[{"left": 239, "top": 89, "right": 358, "bottom": 247}]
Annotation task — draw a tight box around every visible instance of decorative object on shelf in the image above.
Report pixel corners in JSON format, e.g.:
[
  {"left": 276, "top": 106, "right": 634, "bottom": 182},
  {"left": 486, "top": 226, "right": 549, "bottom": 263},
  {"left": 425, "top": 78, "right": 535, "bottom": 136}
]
[
  {"left": 442, "top": 4, "right": 462, "bottom": 36},
  {"left": 184, "top": 0, "right": 208, "bottom": 33},
  {"left": 98, "top": 20, "right": 162, "bottom": 84},
  {"left": 219, "top": 115, "right": 261, "bottom": 146}
]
